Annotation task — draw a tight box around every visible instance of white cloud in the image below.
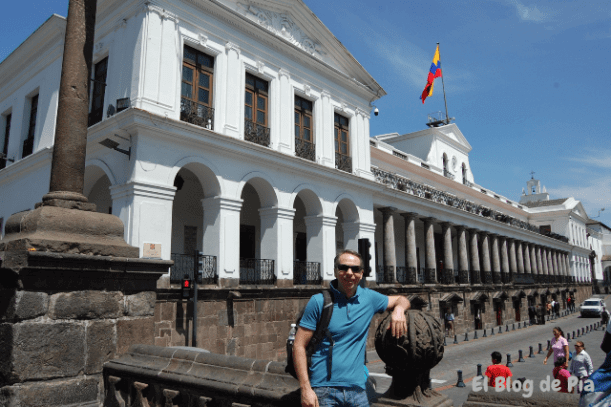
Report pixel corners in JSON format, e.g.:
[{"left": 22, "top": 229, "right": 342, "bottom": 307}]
[
  {"left": 513, "top": 1, "right": 550, "bottom": 22},
  {"left": 568, "top": 149, "right": 611, "bottom": 169},
  {"left": 548, "top": 176, "right": 611, "bottom": 218}
]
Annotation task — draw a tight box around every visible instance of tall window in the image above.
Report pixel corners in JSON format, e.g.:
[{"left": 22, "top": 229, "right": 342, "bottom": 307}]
[
  {"left": 22, "top": 94, "right": 38, "bottom": 158},
  {"left": 181, "top": 46, "right": 214, "bottom": 129},
  {"left": 295, "top": 96, "right": 314, "bottom": 160},
  {"left": 1, "top": 114, "right": 11, "bottom": 169},
  {"left": 334, "top": 113, "right": 349, "bottom": 156},
  {"left": 462, "top": 163, "right": 468, "bottom": 185},
  {"left": 334, "top": 113, "right": 351, "bottom": 172},
  {"left": 244, "top": 73, "right": 270, "bottom": 146},
  {"left": 89, "top": 57, "right": 108, "bottom": 126}
]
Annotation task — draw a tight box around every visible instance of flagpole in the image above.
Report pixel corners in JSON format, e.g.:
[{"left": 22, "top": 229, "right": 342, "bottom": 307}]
[{"left": 438, "top": 42, "right": 450, "bottom": 124}]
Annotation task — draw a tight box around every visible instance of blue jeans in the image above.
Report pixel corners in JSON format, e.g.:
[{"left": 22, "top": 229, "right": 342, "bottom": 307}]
[{"left": 313, "top": 386, "right": 369, "bottom": 407}]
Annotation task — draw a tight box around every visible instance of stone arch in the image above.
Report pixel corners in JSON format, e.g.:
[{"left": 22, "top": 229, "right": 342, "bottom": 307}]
[
  {"left": 332, "top": 193, "right": 360, "bottom": 223},
  {"left": 289, "top": 184, "right": 323, "bottom": 216},
  {"left": 168, "top": 156, "right": 223, "bottom": 198},
  {"left": 237, "top": 171, "right": 279, "bottom": 208},
  {"left": 84, "top": 160, "right": 116, "bottom": 215}
]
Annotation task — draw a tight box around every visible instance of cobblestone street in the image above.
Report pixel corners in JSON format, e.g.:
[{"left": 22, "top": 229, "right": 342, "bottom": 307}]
[{"left": 367, "top": 294, "right": 610, "bottom": 406}]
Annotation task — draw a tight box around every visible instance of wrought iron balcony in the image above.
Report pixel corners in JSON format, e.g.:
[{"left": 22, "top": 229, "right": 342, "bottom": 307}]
[
  {"left": 244, "top": 119, "right": 270, "bottom": 147},
  {"left": 22, "top": 137, "right": 34, "bottom": 158},
  {"left": 483, "top": 271, "right": 493, "bottom": 285},
  {"left": 470, "top": 270, "right": 481, "bottom": 284},
  {"left": 293, "top": 261, "right": 322, "bottom": 285},
  {"left": 170, "top": 253, "right": 218, "bottom": 284},
  {"left": 440, "top": 269, "right": 455, "bottom": 285},
  {"left": 335, "top": 153, "right": 352, "bottom": 173},
  {"left": 239, "top": 258, "right": 275, "bottom": 285},
  {"left": 458, "top": 270, "right": 469, "bottom": 284},
  {"left": 396, "top": 266, "right": 418, "bottom": 284},
  {"left": 424, "top": 268, "right": 437, "bottom": 284},
  {"left": 443, "top": 169, "right": 455, "bottom": 180},
  {"left": 180, "top": 98, "right": 214, "bottom": 130},
  {"left": 513, "top": 274, "right": 535, "bottom": 285},
  {"left": 492, "top": 271, "right": 502, "bottom": 284},
  {"left": 295, "top": 137, "right": 315, "bottom": 161},
  {"left": 376, "top": 265, "right": 396, "bottom": 284}
]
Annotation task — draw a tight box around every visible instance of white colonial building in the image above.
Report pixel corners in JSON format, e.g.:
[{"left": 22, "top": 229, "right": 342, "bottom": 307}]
[{"left": 0, "top": 0, "right": 602, "bottom": 333}]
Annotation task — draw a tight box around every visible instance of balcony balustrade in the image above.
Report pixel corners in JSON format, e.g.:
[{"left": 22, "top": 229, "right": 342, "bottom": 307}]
[
  {"left": 180, "top": 98, "right": 214, "bottom": 130},
  {"left": 376, "top": 265, "right": 396, "bottom": 284},
  {"left": 239, "top": 258, "right": 275, "bottom": 285},
  {"left": 483, "top": 271, "right": 493, "bottom": 285},
  {"left": 170, "top": 253, "right": 217, "bottom": 284},
  {"left": 470, "top": 270, "right": 481, "bottom": 284},
  {"left": 492, "top": 271, "right": 502, "bottom": 284},
  {"left": 424, "top": 268, "right": 437, "bottom": 284},
  {"left": 22, "top": 137, "right": 34, "bottom": 158},
  {"left": 244, "top": 119, "right": 270, "bottom": 147},
  {"left": 295, "top": 137, "right": 316, "bottom": 161},
  {"left": 440, "top": 269, "right": 455, "bottom": 285},
  {"left": 293, "top": 261, "right": 322, "bottom": 285},
  {"left": 335, "top": 153, "right": 352, "bottom": 173}
]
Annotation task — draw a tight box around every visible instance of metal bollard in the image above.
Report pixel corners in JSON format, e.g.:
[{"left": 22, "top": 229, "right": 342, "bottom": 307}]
[
  {"left": 456, "top": 370, "right": 466, "bottom": 387},
  {"left": 590, "top": 324, "right": 593, "bottom": 332},
  {"left": 568, "top": 332, "right": 572, "bottom": 342},
  {"left": 512, "top": 323, "right": 515, "bottom": 331},
  {"left": 507, "top": 353, "right": 513, "bottom": 367},
  {"left": 498, "top": 326, "right": 502, "bottom": 334},
  {"left": 538, "top": 343, "right": 544, "bottom": 354},
  {"left": 524, "top": 321, "right": 527, "bottom": 328},
  {"left": 518, "top": 350, "right": 525, "bottom": 362},
  {"left": 547, "top": 340, "right": 551, "bottom": 350},
  {"left": 464, "top": 331, "right": 469, "bottom": 342},
  {"left": 529, "top": 346, "right": 535, "bottom": 358},
  {"left": 477, "top": 363, "right": 484, "bottom": 378},
  {"left": 577, "top": 329, "right": 580, "bottom": 337},
  {"left": 491, "top": 327, "right": 495, "bottom": 336},
  {"left": 506, "top": 324, "right": 509, "bottom": 332},
  {"left": 582, "top": 327, "right": 585, "bottom": 336},
  {"left": 453, "top": 335, "right": 458, "bottom": 345},
  {"left": 483, "top": 327, "right": 487, "bottom": 338},
  {"left": 518, "top": 322, "right": 521, "bottom": 330},
  {"left": 444, "top": 336, "right": 447, "bottom": 347},
  {"left": 474, "top": 330, "right": 478, "bottom": 339}
]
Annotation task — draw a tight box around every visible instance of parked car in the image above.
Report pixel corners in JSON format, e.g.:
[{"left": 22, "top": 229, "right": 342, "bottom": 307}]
[{"left": 580, "top": 298, "right": 606, "bottom": 317}]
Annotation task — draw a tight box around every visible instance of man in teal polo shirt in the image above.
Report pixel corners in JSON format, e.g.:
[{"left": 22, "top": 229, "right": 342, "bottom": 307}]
[{"left": 293, "top": 249, "right": 410, "bottom": 407}]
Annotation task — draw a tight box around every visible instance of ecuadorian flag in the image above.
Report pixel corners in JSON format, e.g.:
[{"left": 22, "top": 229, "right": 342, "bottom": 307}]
[{"left": 420, "top": 45, "right": 442, "bottom": 104}]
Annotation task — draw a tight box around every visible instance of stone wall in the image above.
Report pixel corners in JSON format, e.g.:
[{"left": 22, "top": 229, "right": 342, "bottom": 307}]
[
  {"left": 153, "top": 282, "right": 591, "bottom": 361},
  {"left": 0, "top": 252, "right": 168, "bottom": 407}
]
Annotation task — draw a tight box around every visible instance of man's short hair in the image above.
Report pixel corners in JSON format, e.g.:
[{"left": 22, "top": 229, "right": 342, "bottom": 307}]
[
  {"left": 491, "top": 351, "right": 502, "bottom": 363},
  {"left": 334, "top": 249, "right": 364, "bottom": 271}
]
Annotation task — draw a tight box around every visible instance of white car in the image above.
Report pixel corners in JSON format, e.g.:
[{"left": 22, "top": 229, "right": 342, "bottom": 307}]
[{"left": 580, "top": 298, "right": 606, "bottom": 317}]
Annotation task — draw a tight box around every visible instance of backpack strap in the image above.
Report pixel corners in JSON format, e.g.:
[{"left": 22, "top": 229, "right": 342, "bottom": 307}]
[{"left": 306, "top": 289, "right": 334, "bottom": 380}]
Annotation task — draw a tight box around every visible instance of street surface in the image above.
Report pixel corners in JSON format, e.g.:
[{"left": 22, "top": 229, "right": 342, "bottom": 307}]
[{"left": 366, "top": 294, "right": 611, "bottom": 406}]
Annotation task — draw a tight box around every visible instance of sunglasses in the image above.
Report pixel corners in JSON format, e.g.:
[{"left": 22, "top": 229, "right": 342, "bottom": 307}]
[{"left": 337, "top": 264, "right": 363, "bottom": 273}]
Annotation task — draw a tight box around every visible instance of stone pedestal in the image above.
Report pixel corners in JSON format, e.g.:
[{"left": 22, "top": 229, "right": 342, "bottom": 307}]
[{"left": 0, "top": 250, "right": 170, "bottom": 406}]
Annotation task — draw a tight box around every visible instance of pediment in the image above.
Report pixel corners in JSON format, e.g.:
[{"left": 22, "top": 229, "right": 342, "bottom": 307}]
[{"left": 212, "top": 0, "right": 382, "bottom": 93}]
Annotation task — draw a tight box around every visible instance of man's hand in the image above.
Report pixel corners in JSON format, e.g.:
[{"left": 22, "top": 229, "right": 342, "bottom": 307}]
[
  {"left": 387, "top": 295, "right": 410, "bottom": 338},
  {"left": 301, "top": 387, "right": 319, "bottom": 407}
]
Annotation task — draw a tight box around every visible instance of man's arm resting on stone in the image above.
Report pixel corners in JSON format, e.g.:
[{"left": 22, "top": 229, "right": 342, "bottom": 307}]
[
  {"left": 386, "top": 295, "right": 410, "bottom": 338},
  {"left": 293, "top": 327, "right": 318, "bottom": 407}
]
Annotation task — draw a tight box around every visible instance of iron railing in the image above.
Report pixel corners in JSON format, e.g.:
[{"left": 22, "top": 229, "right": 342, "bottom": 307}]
[
  {"left": 514, "top": 274, "right": 535, "bottom": 284},
  {"left": 180, "top": 98, "right": 214, "bottom": 130},
  {"left": 483, "top": 271, "right": 493, "bottom": 285},
  {"left": 244, "top": 119, "right": 270, "bottom": 147},
  {"left": 470, "top": 269, "right": 482, "bottom": 284},
  {"left": 440, "top": 269, "right": 454, "bottom": 284},
  {"left": 293, "top": 261, "right": 322, "bottom": 285},
  {"left": 396, "top": 266, "right": 418, "bottom": 284},
  {"left": 239, "top": 258, "right": 275, "bottom": 285},
  {"left": 424, "top": 268, "right": 437, "bottom": 284},
  {"left": 443, "top": 169, "right": 455, "bottom": 180},
  {"left": 376, "top": 265, "right": 395, "bottom": 284},
  {"left": 169, "top": 253, "right": 217, "bottom": 284},
  {"left": 458, "top": 270, "right": 469, "bottom": 284},
  {"left": 335, "top": 153, "right": 352, "bottom": 173},
  {"left": 295, "top": 137, "right": 315, "bottom": 161}
]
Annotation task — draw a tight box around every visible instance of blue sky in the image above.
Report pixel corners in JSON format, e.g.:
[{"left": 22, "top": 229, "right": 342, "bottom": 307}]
[{"left": 2, "top": 0, "right": 610, "bottom": 227}]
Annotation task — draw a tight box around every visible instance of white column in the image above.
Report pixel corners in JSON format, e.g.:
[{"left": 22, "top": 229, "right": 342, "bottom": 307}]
[
  {"left": 223, "top": 42, "right": 241, "bottom": 138},
  {"left": 259, "top": 207, "right": 296, "bottom": 280},
  {"left": 110, "top": 181, "right": 176, "bottom": 259},
  {"left": 304, "top": 215, "right": 338, "bottom": 279},
  {"left": 353, "top": 108, "right": 373, "bottom": 180},
  {"left": 277, "top": 68, "right": 293, "bottom": 154},
  {"left": 202, "top": 196, "right": 243, "bottom": 281},
  {"left": 319, "top": 90, "right": 334, "bottom": 168}
]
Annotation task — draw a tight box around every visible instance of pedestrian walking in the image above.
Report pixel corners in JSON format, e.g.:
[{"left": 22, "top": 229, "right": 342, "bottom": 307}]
[
  {"left": 601, "top": 307, "right": 609, "bottom": 329},
  {"left": 445, "top": 307, "right": 455, "bottom": 337},
  {"left": 570, "top": 341, "right": 593, "bottom": 393},
  {"left": 555, "top": 301, "right": 560, "bottom": 318},
  {"left": 546, "top": 301, "right": 552, "bottom": 318},
  {"left": 544, "top": 327, "right": 569, "bottom": 365},
  {"left": 553, "top": 357, "right": 572, "bottom": 393}
]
